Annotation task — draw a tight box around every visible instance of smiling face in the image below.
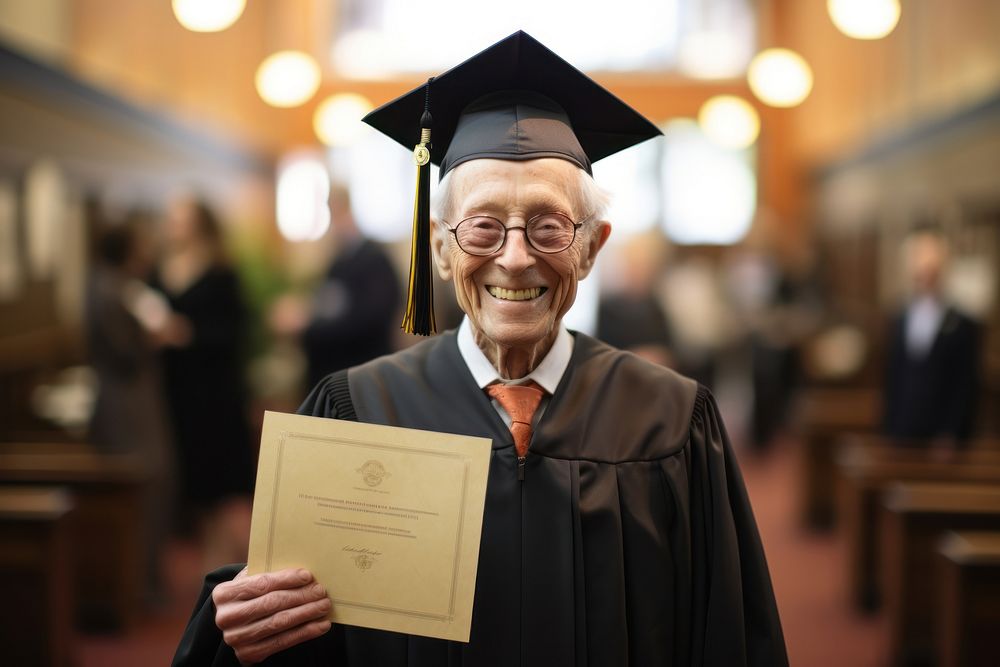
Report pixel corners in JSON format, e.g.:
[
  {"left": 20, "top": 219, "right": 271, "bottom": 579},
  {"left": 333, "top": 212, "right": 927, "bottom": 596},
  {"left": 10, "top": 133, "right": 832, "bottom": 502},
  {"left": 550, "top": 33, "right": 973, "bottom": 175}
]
[{"left": 431, "top": 158, "right": 611, "bottom": 363}]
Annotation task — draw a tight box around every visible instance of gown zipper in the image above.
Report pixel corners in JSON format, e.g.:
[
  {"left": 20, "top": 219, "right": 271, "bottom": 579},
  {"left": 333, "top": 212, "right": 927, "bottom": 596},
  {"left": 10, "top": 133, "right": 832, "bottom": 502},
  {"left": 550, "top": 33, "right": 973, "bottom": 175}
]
[{"left": 518, "top": 449, "right": 525, "bottom": 665}]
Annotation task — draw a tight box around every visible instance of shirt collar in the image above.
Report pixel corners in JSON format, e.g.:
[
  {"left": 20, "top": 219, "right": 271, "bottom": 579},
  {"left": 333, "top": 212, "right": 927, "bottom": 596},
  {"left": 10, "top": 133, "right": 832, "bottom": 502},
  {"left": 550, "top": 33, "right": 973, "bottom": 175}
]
[
  {"left": 456, "top": 316, "right": 573, "bottom": 394},
  {"left": 909, "top": 294, "right": 944, "bottom": 314}
]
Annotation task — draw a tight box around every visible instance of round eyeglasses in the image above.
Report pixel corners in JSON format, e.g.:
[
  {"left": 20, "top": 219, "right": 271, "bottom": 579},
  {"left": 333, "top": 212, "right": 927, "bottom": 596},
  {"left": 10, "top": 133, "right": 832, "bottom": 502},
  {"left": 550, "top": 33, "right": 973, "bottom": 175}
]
[{"left": 443, "top": 212, "right": 590, "bottom": 256}]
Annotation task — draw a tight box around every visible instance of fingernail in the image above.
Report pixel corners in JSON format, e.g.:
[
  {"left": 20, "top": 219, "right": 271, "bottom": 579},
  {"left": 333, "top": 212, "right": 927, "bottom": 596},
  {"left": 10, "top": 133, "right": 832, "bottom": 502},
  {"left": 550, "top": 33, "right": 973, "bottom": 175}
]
[{"left": 297, "top": 568, "right": 311, "bottom": 581}]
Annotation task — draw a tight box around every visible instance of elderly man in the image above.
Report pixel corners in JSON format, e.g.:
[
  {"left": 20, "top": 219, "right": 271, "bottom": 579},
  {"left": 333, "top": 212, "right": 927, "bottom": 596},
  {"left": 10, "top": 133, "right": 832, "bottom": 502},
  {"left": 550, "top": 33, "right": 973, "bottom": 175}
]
[{"left": 174, "top": 31, "right": 786, "bottom": 666}]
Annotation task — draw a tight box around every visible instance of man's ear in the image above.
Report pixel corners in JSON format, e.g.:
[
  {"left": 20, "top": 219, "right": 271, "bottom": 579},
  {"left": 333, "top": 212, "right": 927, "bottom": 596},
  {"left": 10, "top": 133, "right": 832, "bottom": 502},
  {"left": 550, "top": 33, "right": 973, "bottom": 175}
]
[
  {"left": 430, "top": 218, "right": 453, "bottom": 281},
  {"left": 578, "top": 221, "right": 611, "bottom": 280}
]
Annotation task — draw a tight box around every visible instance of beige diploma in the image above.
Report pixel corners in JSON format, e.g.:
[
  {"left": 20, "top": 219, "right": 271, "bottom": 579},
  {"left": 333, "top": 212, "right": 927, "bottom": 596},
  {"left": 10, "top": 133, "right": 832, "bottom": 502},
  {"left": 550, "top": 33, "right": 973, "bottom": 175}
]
[{"left": 248, "top": 411, "right": 492, "bottom": 642}]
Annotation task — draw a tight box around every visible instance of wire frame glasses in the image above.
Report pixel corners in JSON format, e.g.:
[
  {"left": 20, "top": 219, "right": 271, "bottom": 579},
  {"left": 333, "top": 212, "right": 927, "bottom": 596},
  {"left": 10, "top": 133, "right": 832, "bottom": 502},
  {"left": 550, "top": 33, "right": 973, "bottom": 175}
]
[{"left": 444, "top": 212, "right": 589, "bottom": 256}]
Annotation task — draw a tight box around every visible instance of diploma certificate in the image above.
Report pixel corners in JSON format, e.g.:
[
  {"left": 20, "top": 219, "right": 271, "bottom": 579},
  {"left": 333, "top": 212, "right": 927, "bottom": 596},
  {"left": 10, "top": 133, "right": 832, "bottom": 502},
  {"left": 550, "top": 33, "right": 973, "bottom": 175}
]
[{"left": 248, "top": 411, "right": 492, "bottom": 642}]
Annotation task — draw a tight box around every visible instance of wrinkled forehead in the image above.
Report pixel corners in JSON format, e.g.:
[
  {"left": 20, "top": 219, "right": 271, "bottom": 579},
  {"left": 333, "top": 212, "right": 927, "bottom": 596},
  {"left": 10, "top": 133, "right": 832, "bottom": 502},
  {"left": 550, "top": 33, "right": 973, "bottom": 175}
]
[{"left": 445, "top": 157, "right": 587, "bottom": 215}]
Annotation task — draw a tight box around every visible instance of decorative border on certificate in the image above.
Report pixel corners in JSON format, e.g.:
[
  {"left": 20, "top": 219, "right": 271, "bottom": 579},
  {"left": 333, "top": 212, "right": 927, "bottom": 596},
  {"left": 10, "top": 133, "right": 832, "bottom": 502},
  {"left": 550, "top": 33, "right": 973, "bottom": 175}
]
[
  {"left": 266, "top": 431, "right": 471, "bottom": 622},
  {"left": 248, "top": 412, "right": 491, "bottom": 642}
]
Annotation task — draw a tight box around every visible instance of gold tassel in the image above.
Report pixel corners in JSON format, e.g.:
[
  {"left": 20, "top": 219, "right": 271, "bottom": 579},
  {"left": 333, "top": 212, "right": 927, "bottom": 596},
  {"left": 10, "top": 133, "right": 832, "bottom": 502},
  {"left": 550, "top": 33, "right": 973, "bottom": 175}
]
[{"left": 401, "top": 81, "right": 436, "bottom": 336}]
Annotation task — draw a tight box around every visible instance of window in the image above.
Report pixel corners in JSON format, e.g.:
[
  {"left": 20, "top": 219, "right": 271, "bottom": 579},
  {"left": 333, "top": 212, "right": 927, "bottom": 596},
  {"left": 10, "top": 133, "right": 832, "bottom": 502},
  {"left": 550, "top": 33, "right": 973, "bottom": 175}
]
[
  {"left": 660, "top": 119, "right": 756, "bottom": 244},
  {"left": 331, "top": 0, "right": 754, "bottom": 78}
]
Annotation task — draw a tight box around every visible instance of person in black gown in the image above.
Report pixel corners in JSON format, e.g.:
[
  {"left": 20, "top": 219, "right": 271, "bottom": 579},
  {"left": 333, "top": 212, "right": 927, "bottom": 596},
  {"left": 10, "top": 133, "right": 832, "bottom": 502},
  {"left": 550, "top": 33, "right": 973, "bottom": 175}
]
[
  {"left": 153, "top": 196, "right": 256, "bottom": 567},
  {"left": 173, "top": 32, "right": 787, "bottom": 666}
]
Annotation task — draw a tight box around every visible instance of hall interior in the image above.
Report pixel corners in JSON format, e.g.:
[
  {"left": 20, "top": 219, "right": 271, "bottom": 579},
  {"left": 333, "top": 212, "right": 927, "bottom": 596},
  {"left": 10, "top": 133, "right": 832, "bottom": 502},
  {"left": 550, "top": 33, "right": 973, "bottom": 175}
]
[{"left": 1, "top": 1, "right": 999, "bottom": 665}]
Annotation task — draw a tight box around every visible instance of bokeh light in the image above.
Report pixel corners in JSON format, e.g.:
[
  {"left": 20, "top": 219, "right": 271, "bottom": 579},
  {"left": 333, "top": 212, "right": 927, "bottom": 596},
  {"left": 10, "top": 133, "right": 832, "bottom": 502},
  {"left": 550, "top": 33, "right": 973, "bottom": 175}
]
[
  {"left": 255, "top": 51, "right": 322, "bottom": 108},
  {"left": 171, "top": 0, "right": 245, "bottom": 33},
  {"left": 698, "top": 95, "right": 760, "bottom": 149},
  {"left": 827, "top": 0, "right": 901, "bottom": 40},
  {"left": 747, "top": 48, "right": 814, "bottom": 108},
  {"left": 313, "top": 93, "right": 374, "bottom": 147},
  {"left": 276, "top": 156, "right": 330, "bottom": 242}
]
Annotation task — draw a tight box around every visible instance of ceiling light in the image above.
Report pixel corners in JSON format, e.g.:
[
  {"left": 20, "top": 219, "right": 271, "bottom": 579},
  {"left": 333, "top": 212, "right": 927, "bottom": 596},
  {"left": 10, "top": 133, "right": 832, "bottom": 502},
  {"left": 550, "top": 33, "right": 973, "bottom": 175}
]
[
  {"left": 698, "top": 95, "right": 760, "bottom": 149},
  {"left": 255, "top": 51, "right": 322, "bottom": 108},
  {"left": 748, "top": 48, "right": 813, "bottom": 108},
  {"left": 314, "top": 93, "right": 375, "bottom": 146},
  {"left": 172, "top": 0, "right": 245, "bottom": 33},
  {"left": 828, "top": 0, "right": 901, "bottom": 40}
]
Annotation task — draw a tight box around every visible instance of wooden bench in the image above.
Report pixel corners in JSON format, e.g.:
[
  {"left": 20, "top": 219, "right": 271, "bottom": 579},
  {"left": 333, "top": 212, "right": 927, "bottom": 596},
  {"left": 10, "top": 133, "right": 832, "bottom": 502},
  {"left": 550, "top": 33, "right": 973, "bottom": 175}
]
[
  {"left": 835, "top": 444, "right": 1000, "bottom": 611},
  {"left": 0, "top": 443, "right": 147, "bottom": 631},
  {"left": 794, "top": 388, "right": 880, "bottom": 529},
  {"left": 938, "top": 531, "right": 1000, "bottom": 667},
  {"left": 880, "top": 484, "right": 1000, "bottom": 666},
  {"left": 0, "top": 486, "right": 74, "bottom": 666}
]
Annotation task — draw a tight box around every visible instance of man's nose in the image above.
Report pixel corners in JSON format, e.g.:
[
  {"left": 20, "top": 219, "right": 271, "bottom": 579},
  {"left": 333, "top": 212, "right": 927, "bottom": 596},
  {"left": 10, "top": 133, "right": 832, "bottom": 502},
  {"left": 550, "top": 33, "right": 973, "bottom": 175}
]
[{"left": 494, "top": 226, "right": 535, "bottom": 273}]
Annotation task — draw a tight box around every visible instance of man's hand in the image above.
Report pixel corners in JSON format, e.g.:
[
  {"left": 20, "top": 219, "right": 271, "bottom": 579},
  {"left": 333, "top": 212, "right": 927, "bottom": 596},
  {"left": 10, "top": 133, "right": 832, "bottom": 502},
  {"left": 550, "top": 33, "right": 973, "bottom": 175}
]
[{"left": 213, "top": 567, "right": 332, "bottom": 665}]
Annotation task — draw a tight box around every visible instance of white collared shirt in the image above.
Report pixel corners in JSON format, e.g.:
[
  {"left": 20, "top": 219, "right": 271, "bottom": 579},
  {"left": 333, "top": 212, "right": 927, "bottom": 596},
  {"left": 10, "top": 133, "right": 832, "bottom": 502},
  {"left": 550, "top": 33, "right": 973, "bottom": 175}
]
[
  {"left": 456, "top": 316, "right": 574, "bottom": 428},
  {"left": 905, "top": 295, "right": 945, "bottom": 359}
]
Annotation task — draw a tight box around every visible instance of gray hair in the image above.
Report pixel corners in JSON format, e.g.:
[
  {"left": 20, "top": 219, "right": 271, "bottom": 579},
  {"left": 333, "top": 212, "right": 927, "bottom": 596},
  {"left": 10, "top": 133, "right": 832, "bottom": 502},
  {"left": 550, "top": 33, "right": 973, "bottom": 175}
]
[{"left": 432, "top": 163, "right": 611, "bottom": 226}]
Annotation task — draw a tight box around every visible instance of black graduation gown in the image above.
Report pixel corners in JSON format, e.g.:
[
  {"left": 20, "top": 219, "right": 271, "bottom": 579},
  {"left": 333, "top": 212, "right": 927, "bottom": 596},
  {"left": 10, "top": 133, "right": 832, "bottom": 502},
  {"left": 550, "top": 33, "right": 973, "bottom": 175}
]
[{"left": 173, "top": 331, "right": 787, "bottom": 666}]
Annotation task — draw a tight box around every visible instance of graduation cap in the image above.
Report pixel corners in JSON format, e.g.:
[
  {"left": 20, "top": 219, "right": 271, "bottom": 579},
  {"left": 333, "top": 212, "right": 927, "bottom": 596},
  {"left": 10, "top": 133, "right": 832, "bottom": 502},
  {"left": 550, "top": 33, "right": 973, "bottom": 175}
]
[{"left": 362, "top": 30, "right": 662, "bottom": 336}]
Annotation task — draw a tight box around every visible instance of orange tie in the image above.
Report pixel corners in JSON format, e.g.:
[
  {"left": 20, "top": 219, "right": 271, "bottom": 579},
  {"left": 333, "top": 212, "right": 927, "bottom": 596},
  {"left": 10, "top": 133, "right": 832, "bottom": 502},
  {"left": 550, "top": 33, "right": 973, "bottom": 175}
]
[{"left": 486, "top": 381, "right": 544, "bottom": 458}]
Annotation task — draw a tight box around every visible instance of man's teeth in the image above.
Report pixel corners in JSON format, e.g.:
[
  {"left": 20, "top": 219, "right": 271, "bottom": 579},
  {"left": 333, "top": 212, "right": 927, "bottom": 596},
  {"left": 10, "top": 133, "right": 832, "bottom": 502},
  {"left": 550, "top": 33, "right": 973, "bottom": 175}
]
[{"left": 487, "top": 286, "right": 543, "bottom": 301}]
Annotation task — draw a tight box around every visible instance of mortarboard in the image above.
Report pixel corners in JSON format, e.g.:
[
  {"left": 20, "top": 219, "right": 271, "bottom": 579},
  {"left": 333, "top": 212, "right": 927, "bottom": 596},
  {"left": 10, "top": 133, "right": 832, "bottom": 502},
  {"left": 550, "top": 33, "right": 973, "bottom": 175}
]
[{"left": 362, "top": 30, "right": 662, "bottom": 336}]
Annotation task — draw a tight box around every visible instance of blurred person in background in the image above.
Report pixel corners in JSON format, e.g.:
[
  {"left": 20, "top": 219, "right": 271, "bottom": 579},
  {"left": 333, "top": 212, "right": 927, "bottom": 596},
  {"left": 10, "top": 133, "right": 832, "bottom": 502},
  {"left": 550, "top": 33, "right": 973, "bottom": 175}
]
[
  {"left": 726, "top": 245, "right": 819, "bottom": 452},
  {"left": 883, "top": 227, "right": 981, "bottom": 447},
  {"left": 596, "top": 231, "right": 674, "bottom": 367},
  {"left": 270, "top": 182, "right": 401, "bottom": 389},
  {"left": 151, "top": 196, "right": 255, "bottom": 567},
  {"left": 659, "top": 253, "right": 737, "bottom": 388},
  {"left": 85, "top": 214, "right": 176, "bottom": 605}
]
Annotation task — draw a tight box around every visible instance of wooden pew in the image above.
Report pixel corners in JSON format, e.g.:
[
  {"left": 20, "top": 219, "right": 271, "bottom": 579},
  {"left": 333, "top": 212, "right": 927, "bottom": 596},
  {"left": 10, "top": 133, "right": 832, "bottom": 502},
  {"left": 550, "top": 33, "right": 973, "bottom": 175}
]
[
  {"left": 0, "top": 486, "right": 74, "bottom": 666},
  {"left": 880, "top": 485, "right": 1000, "bottom": 666},
  {"left": 835, "top": 444, "right": 1000, "bottom": 611},
  {"left": 0, "top": 442, "right": 147, "bottom": 632},
  {"left": 938, "top": 531, "right": 1000, "bottom": 667},
  {"left": 794, "top": 387, "right": 880, "bottom": 529}
]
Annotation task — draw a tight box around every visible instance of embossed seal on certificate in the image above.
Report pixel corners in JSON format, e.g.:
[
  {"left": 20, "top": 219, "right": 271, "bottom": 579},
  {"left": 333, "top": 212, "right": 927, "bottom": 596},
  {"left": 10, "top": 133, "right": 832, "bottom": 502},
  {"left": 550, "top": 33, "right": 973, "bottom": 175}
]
[
  {"left": 353, "top": 553, "right": 376, "bottom": 571},
  {"left": 357, "top": 460, "right": 390, "bottom": 487}
]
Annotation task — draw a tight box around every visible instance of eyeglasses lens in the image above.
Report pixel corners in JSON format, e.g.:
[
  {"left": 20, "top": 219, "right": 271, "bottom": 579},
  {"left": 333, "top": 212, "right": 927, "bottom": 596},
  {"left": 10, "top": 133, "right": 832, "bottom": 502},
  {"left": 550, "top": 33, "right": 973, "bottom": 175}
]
[{"left": 455, "top": 214, "right": 575, "bottom": 255}]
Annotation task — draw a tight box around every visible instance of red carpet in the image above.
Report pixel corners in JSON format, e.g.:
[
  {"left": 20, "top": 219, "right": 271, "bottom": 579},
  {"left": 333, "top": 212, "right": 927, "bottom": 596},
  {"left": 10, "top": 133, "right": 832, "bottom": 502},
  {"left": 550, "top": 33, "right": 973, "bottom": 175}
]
[{"left": 740, "top": 439, "right": 889, "bottom": 666}]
